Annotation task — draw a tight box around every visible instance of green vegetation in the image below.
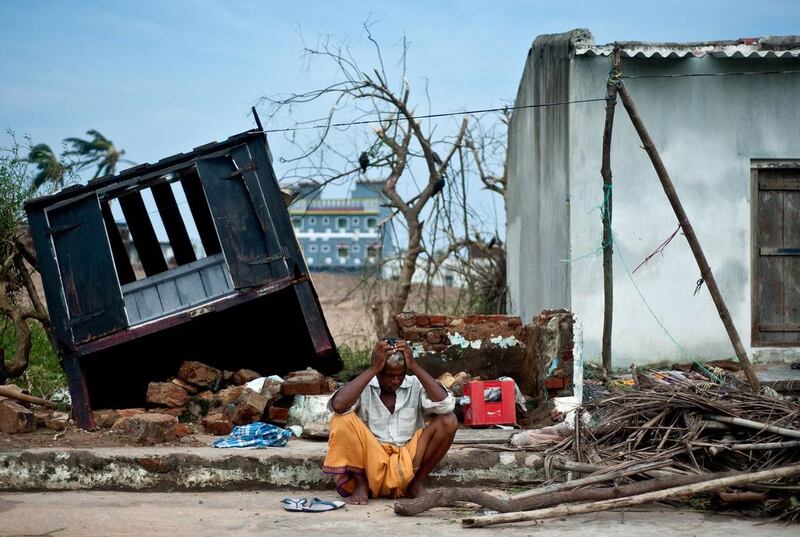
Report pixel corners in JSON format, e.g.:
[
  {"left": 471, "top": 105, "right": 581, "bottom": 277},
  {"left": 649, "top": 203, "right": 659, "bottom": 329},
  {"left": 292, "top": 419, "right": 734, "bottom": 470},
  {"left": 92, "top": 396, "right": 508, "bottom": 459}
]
[
  {"left": 0, "top": 319, "right": 65, "bottom": 398},
  {"left": 336, "top": 343, "right": 372, "bottom": 381}
]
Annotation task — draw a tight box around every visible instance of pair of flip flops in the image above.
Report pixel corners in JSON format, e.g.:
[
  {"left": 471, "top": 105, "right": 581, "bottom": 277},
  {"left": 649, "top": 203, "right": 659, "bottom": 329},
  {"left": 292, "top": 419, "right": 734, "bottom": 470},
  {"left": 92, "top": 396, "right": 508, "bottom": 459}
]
[{"left": 281, "top": 497, "right": 346, "bottom": 512}]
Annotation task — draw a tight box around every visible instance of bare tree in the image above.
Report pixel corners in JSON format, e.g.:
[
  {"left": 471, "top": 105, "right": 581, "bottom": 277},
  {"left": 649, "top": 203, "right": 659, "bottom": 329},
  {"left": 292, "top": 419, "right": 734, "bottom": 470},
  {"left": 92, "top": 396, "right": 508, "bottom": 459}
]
[{"left": 263, "top": 30, "right": 469, "bottom": 337}]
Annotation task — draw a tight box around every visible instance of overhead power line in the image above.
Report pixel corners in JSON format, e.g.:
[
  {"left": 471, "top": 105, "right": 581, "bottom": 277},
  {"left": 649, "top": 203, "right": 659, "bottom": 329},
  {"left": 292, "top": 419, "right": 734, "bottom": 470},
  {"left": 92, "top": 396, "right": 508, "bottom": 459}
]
[
  {"left": 264, "top": 97, "right": 609, "bottom": 133},
  {"left": 264, "top": 67, "right": 799, "bottom": 134}
]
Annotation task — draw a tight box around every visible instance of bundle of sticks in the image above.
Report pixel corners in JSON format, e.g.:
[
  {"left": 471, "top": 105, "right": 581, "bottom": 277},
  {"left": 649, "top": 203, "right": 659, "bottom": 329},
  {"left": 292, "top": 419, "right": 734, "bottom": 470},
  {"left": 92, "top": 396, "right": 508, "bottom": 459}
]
[{"left": 395, "top": 383, "right": 800, "bottom": 527}]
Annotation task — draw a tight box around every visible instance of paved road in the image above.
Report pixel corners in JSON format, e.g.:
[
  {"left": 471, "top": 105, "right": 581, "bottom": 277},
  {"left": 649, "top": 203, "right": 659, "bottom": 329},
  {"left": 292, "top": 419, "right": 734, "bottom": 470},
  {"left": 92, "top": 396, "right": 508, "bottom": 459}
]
[{"left": 0, "top": 490, "right": 795, "bottom": 537}]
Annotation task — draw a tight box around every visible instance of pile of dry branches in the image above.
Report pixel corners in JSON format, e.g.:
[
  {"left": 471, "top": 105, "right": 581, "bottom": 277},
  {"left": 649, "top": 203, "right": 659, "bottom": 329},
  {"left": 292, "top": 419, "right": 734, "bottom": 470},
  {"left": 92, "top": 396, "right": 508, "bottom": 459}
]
[{"left": 395, "top": 382, "right": 800, "bottom": 526}]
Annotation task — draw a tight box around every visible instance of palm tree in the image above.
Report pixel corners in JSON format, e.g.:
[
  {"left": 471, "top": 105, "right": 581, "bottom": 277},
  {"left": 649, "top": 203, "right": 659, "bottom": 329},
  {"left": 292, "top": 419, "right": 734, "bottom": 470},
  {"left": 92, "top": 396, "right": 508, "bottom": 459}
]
[
  {"left": 63, "top": 129, "right": 132, "bottom": 179},
  {"left": 26, "top": 143, "right": 67, "bottom": 194}
]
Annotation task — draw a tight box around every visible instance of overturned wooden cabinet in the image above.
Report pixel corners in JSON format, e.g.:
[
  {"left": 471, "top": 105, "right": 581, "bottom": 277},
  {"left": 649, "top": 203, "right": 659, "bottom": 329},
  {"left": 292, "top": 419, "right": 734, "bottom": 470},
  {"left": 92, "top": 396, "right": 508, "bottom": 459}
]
[{"left": 25, "top": 129, "right": 341, "bottom": 429}]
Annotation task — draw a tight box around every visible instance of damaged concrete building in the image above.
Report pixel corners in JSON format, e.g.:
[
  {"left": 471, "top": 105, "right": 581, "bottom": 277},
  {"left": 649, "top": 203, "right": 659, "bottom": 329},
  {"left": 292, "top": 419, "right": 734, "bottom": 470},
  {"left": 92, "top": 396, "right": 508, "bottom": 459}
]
[{"left": 506, "top": 30, "right": 800, "bottom": 365}]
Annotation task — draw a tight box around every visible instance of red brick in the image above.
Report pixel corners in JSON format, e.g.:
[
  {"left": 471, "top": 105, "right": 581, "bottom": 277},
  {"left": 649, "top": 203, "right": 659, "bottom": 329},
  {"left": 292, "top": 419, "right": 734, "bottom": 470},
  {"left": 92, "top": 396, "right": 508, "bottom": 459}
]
[
  {"left": 282, "top": 380, "right": 322, "bottom": 396},
  {"left": 217, "top": 385, "right": 245, "bottom": 406},
  {"left": 146, "top": 382, "right": 189, "bottom": 408},
  {"left": 232, "top": 369, "right": 261, "bottom": 386},
  {"left": 118, "top": 408, "right": 146, "bottom": 418},
  {"left": 395, "top": 314, "right": 416, "bottom": 328},
  {"left": 173, "top": 423, "right": 193, "bottom": 438},
  {"left": 34, "top": 411, "right": 50, "bottom": 428},
  {"left": 149, "top": 407, "right": 183, "bottom": 418},
  {"left": 202, "top": 413, "right": 234, "bottom": 435},
  {"left": 425, "top": 331, "right": 441, "bottom": 344},
  {"left": 449, "top": 318, "right": 465, "bottom": 329},
  {"left": 268, "top": 406, "right": 289, "bottom": 423},
  {"left": 113, "top": 413, "right": 178, "bottom": 444},
  {"left": 178, "top": 361, "right": 222, "bottom": 389},
  {"left": 224, "top": 388, "right": 268, "bottom": 425},
  {"left": 429, "top": 315, "right": 447, "bottom": 327},
  {"left": 45, "top": 411, "right": 69, "bottom": 431},
  {"left": 321, "top": 377, "right": 338, "bottom": 394},
  {"left": 0, "top": 400, "right": 35, "bottom": 433},
  {"left": 415, "top": 315, "right": 430, "bottom": 327},
  {"left": 545, "top": 377, "right": 565, "bottom": 390},
  {"left": 171, "top": 378, "right": 198, "bottom": 395},
  {"left": 282, "top": 368, "right": 325, "bottom": 396}
]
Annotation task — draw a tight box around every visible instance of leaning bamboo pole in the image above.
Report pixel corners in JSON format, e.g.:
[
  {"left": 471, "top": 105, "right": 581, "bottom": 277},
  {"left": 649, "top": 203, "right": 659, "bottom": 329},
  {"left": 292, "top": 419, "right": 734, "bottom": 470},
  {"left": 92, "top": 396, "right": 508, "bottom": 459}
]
[{"left": 614, "top": 80, "right": 760, "bottom": 391}]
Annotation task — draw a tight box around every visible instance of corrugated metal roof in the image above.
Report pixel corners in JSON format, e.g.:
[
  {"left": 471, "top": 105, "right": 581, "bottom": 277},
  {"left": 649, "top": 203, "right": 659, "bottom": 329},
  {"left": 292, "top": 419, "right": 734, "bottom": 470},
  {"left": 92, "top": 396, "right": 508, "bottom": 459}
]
[{"left": 576, "top": 36, "right": 800, "bottom": 59}]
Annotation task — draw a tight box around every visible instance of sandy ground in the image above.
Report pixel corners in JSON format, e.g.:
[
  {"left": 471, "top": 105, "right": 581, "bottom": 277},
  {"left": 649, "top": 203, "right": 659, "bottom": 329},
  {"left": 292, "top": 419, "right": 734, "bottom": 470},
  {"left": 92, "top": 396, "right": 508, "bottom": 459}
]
[
  {"left": 0, "top": 490, "right": 796, "bottom": 537},
  {"left": 310, "top": 271, "right": 463, "bottom": 347}
]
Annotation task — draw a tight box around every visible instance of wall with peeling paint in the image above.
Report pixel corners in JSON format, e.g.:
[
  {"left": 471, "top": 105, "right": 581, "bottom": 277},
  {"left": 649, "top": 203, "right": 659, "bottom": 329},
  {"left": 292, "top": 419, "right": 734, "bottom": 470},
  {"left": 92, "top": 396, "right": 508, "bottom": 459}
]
[{"left": 508, "top": 30, "right": 800, "bottom": 366}]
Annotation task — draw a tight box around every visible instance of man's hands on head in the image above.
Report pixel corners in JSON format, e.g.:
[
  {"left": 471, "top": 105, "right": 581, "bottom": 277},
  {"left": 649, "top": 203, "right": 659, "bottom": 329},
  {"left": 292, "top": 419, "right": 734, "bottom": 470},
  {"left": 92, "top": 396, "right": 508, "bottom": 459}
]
[
  {"left": 394, "top": 340, "right": 419, "bottom": 373},
  {"left": 370, "top": 340, "right": 393, "bottom": 373}
]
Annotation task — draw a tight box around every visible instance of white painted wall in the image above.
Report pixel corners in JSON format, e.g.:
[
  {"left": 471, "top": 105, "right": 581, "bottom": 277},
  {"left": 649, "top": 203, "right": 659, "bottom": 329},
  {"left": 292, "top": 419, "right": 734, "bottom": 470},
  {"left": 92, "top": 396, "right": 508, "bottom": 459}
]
[
  {"left": 509, "top": 37, "right": 800, "bottom": 366},
  {"left": 568, "top": 55, "right": 800, "bottom": 365}
]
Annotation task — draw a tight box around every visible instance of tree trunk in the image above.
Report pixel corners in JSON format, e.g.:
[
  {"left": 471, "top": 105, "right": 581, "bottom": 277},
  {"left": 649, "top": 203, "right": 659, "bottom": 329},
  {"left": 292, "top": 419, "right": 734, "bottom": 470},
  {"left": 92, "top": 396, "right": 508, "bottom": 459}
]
[
  {"left": 396, "top": 467, "right": 707, "bottom": 516},
  {"left": 462, "top": 464, "right": 800, "bottom": 528}
]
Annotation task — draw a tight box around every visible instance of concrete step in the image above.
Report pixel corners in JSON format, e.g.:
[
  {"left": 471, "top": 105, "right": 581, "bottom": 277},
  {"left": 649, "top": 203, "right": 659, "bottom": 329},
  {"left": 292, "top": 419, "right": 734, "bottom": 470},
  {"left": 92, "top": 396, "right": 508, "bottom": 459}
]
[{"left": 0, "top": 440, "right": 546, "bottom": 492}]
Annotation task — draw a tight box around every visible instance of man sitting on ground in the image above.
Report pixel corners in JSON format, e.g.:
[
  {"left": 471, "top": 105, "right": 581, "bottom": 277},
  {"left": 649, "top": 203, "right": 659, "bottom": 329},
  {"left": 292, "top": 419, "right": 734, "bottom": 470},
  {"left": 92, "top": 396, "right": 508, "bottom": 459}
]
[{"left": 323, "top": 339, "right": 458, "bottom": 504}]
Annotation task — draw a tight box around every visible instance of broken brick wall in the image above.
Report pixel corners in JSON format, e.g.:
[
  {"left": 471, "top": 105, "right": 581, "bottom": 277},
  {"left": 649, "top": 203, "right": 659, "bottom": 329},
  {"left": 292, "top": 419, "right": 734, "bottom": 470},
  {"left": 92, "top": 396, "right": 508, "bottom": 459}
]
[
  {"left": 396, "top": 313, "right": 535, "bottom": 395},
  {"left": 529, "top": 309, "right": 574, "bottom": 396},
  {"left": 396, "top": 312, "right": 574, "bottom": 403}
]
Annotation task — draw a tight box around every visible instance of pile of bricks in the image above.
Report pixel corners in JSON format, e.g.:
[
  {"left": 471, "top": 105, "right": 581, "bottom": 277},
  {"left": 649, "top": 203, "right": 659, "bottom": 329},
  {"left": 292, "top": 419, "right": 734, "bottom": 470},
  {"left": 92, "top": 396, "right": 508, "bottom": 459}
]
[
  {"left": 0, "top": 384, "right": 69, "bottom": 434},
  {"left": 86, "top": 362, "right": 339, "bottom": 444}
]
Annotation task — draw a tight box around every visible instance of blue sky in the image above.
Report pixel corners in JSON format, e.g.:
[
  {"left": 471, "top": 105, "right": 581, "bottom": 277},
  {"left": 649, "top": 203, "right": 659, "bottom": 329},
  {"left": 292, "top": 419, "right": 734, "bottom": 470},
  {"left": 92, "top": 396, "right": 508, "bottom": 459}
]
[{"left": 2, "top": 0, "right": 798, "bottom": 229}]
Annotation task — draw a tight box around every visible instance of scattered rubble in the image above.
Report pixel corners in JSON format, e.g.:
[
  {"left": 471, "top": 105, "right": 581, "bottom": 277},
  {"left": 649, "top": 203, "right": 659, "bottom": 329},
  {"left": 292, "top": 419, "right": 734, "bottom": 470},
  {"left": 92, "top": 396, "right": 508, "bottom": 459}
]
[
  {"left": 95, "top": 362, "right": 341, "bottom": 442},
  {"left": 396, "top": 365, "right": 800, "bottom": 525}
]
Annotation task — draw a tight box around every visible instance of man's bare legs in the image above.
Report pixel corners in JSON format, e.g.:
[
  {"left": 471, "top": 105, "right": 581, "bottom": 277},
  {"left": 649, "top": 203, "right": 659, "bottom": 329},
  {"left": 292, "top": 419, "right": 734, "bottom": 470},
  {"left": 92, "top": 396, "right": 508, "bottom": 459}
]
[
  {"left": 347, "top": 472, "right": 369, "bottom": 505},
  {"left": 405, "top": 412, "right": 458, "bottom": 498}
]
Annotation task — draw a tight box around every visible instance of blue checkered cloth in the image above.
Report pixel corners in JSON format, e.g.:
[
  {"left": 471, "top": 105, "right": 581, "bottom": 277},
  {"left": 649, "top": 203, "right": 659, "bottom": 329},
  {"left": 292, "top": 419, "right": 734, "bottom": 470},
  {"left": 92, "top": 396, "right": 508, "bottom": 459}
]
[{"left": 212, "top": 422, "right": 292, "bottom": 448}]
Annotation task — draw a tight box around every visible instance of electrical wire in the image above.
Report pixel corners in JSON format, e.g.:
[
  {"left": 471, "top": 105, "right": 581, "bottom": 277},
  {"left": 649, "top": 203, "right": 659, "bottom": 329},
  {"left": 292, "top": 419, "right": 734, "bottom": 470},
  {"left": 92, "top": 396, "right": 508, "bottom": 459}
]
[{"left": 264, "top": 97, "right": 609, "bottom": 133}]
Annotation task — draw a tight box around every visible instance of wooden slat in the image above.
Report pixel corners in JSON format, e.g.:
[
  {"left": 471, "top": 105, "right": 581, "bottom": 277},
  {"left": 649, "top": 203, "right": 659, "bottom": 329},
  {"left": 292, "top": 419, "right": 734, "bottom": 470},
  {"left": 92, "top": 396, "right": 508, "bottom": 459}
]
[
  {"left": 180, "top": 169, "right": 222, "bottom": 256},
  {"left": 757, "top": 187, "right": 786, "bottom": 344},
  {"left": 759, "top": 324, "right": 800, "bottom": 332},
  {"left": 174, "top": 271, "right": 208, "bottom": 306},
  {"left": 124, "top": 293, "right": 141, "bottom": 324},
  {"left": 759, "top": 178, "right": 800, "bottom": 191},
  {"left": 783, "top": 189, "right": 800, "bottom": 343},
  {"left": 151, "top": 182, "right": 197, "bottom": 266},
  {"left": 156, "top": 280, "right": 182, "bottom": 313},
  {"left": 101, "top": 201, "right": 136, "bottom": 285},
  {"left": 118, "top": 191, "right": 169, "bottom": 277},
  {"left": 760, "top": 247, "right": 800, "bottom": 256}
]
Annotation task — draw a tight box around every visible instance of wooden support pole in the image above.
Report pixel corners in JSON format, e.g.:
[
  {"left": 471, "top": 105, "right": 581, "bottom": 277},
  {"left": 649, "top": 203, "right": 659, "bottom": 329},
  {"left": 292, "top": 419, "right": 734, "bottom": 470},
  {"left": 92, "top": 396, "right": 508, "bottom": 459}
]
[
  {"left": 462, "top": 463, "right": 800, "bottom": 528},
  {"left": 600, "top": 49, "right": 620, "bottom": 375},
  {"left": 615, "top": 81, "right": 761, "bottom": 391}
]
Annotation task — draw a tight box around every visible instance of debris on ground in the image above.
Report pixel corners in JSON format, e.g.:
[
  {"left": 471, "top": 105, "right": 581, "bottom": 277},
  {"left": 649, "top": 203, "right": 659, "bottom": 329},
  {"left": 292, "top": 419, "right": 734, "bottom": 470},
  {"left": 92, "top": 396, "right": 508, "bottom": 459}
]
[
  {"left": 395, "top": 366, "right": 800, "bottom": 525},
  {"left": 0, "top": 384, "right": 62, "bottom": 434}
]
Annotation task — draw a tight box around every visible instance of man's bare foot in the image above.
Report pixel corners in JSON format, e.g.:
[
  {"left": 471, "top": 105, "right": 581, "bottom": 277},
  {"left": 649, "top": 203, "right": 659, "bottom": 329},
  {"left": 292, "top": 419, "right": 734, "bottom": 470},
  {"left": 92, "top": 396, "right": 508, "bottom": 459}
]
[
  {"left": 405, "top": 480, "right": 428, "bottom": 499},
  {"left": 347, "top": 475, "right": 369, "bottom": 505}
]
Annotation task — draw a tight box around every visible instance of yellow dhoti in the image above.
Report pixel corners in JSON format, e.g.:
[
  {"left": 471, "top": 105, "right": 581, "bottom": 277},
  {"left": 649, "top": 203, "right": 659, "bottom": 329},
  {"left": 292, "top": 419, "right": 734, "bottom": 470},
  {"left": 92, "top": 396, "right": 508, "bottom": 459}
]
[{"left": 323, "top": 412, "right": 422, "bottom": 498}]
